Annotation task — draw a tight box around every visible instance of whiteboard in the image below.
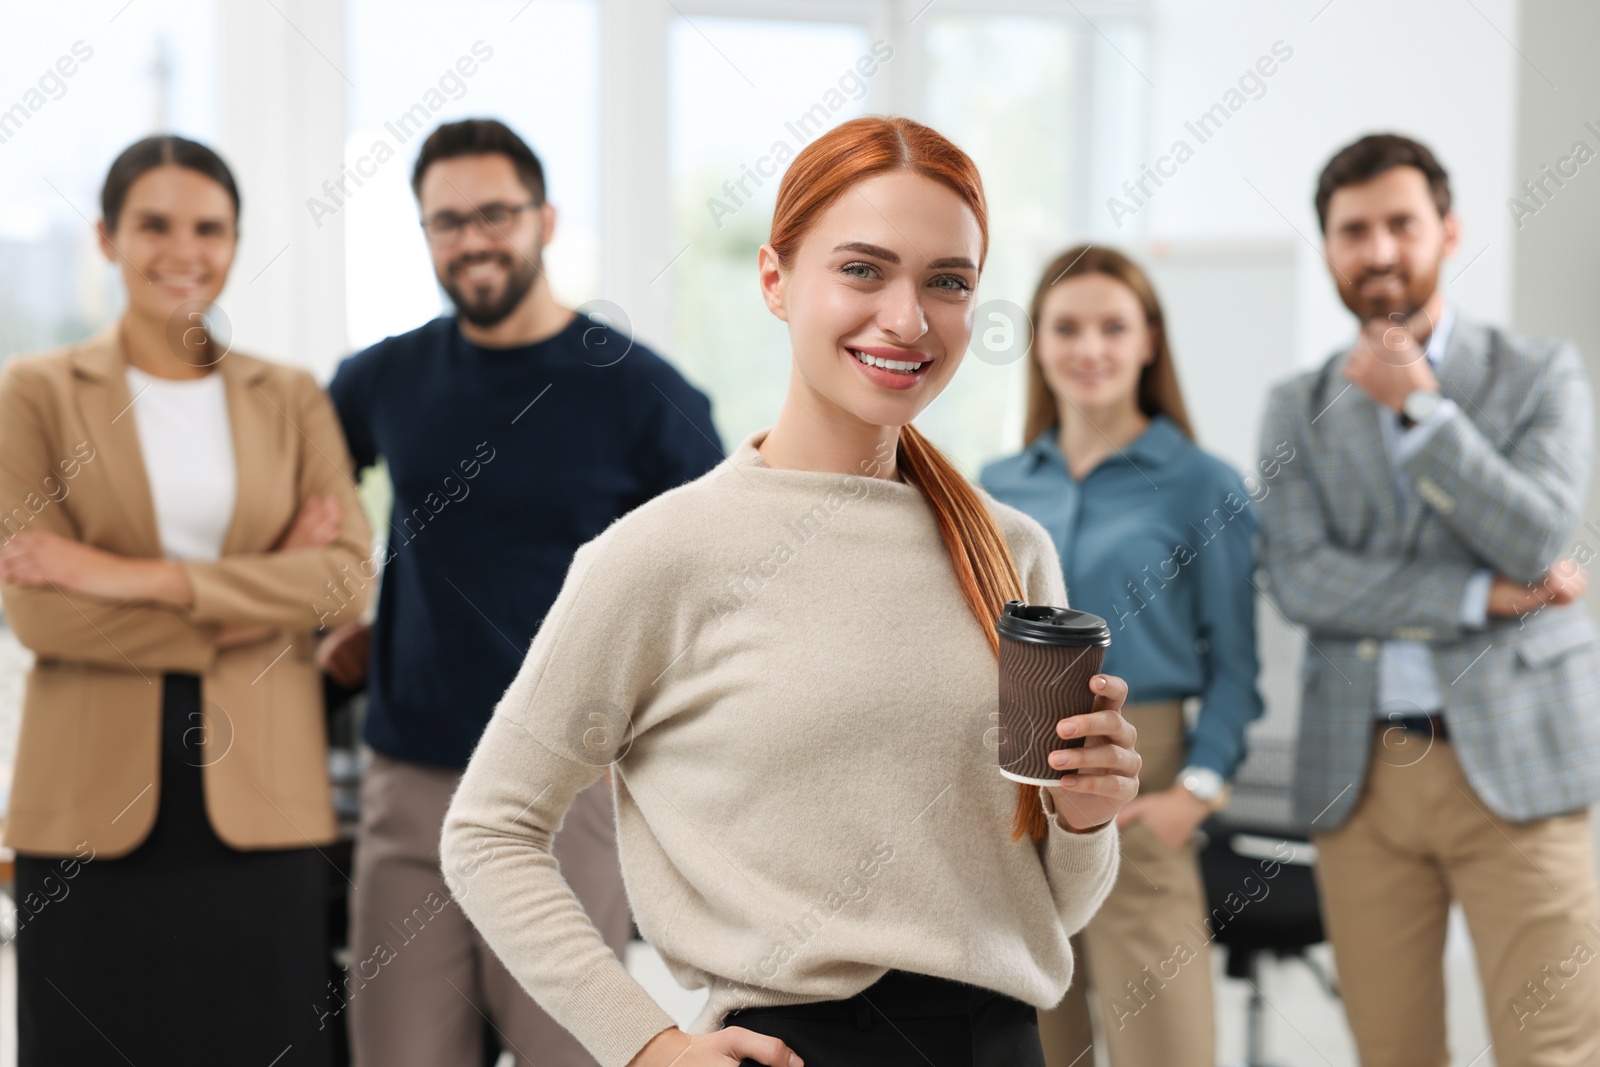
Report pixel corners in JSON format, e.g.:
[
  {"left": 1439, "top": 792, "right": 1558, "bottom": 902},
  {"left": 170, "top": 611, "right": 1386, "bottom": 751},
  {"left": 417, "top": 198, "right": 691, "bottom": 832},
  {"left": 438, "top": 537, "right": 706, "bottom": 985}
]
[
  {"left": 1135, "top": 239, "right": 1299, "bottom": 476},
  {"left": 1135, "top": 240, "right": 1306, "bottom": 747}
]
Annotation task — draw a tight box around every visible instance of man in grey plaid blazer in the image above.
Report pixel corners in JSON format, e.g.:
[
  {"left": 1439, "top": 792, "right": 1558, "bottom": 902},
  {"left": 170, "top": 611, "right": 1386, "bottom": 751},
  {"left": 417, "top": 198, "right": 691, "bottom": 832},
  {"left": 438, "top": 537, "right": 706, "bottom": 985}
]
[{"left": 1258, "top": 133, "right": 1600, "bottom": 1067}]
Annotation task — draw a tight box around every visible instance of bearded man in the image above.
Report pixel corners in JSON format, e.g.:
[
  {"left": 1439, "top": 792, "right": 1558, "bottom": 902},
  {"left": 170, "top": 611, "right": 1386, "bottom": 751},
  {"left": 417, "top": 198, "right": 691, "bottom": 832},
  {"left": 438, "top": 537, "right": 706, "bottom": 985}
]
[
  {"left": 1257, "top": 132, "right": 1600, "bottom": 1067},
  {"left": 323, "top": 118, "right": 722, "bottom": 1067}
]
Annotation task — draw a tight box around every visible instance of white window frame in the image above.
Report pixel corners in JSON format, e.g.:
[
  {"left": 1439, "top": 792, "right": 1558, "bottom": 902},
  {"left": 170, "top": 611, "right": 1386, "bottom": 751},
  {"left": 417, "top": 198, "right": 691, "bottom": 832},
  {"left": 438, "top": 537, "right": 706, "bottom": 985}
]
[
  {"left": 203, "top": 0, "right": 1146, "bottom": 372},
  {"left": 215, "top": 0, "right": 350, "bottom": 378},
  {"left": 597, "top": 0, "right": 1149, "bottom": 353}
]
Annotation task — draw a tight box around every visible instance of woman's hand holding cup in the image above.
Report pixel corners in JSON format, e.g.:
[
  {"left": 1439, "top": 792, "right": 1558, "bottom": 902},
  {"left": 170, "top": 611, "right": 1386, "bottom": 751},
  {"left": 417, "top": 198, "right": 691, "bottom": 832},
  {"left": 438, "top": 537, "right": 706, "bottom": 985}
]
[{"left": 1044, "top": 672, "right": 1141, "bottom": 832}]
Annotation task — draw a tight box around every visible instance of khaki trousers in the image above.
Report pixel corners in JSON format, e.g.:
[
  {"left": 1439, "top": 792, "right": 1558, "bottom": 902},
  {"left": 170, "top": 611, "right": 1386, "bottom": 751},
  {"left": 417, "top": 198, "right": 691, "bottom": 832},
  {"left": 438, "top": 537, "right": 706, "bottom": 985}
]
[
  {"left": 348, "top": 753, "right": 632, "bottom": 1067},
  {"left": 1040, "top": 701, "right": 1216, "bottom": 1067},
  {"left": 1313, "top": 732, "right": 1600, "bottom": 1067}
]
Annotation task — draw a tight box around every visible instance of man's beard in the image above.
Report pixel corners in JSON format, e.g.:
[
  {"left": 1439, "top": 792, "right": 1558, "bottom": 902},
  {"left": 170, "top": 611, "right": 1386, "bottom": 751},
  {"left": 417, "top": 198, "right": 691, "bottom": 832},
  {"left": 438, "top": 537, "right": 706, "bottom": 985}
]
[
  {"left": 440, "top": 247, "right": 542, "bottom": 329},
  {"left": 1335, "top": 255, "right": 1442, "bottom": 325}
]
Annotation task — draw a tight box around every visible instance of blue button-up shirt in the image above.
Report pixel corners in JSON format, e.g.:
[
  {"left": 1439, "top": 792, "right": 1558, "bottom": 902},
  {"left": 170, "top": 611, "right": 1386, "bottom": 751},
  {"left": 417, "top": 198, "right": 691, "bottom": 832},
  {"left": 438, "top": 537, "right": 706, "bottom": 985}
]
[
  {"left": 1373, "top": 305, "right": 1492, "bottom": 716},
  {"left": 980, "top": 415, "right": 1265, "bottom": 778}
]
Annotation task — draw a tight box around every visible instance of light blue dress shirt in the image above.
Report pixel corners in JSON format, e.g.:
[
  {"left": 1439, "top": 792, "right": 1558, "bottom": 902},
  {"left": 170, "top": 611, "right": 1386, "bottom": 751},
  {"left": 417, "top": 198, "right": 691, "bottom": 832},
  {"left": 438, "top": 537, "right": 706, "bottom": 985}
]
[
  {"left": 1374, "top": 305, "right": 1493, "bottom": 716},
  {"left": 980, "top": 415, "right": 1266, "bottom": 778}
]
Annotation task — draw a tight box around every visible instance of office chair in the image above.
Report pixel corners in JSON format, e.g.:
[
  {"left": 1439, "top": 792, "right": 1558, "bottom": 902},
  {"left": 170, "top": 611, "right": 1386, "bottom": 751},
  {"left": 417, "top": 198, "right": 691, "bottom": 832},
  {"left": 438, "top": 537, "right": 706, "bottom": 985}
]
[{"left": 1198, "top": 737, "right": 1338, "bottom": 1067}]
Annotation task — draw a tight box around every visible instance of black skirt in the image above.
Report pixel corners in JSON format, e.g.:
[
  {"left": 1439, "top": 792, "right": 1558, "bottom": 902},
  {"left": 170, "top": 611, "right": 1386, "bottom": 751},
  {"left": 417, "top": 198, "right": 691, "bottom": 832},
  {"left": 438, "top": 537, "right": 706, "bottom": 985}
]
[
  {"left": 12, "top": 673, "right": 334, "bottom": 1067},
  {"left": 725, "top": 969, "right": 1046, "bottom": 1067}
]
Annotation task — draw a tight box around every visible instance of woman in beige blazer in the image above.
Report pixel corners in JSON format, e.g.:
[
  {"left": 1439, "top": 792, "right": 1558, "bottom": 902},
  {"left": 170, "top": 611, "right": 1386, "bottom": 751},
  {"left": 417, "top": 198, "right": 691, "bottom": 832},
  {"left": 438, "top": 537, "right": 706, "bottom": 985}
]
[{"left": 0, "top": 136, "right": 371, "bottom": 1067}]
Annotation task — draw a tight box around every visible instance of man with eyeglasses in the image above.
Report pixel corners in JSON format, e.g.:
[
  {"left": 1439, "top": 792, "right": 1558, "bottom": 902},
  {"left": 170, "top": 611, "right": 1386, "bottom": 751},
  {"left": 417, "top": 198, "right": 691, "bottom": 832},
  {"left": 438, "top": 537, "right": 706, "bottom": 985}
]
[{"left": 323, "top": 118, "right": 723, "bottom": 1067}]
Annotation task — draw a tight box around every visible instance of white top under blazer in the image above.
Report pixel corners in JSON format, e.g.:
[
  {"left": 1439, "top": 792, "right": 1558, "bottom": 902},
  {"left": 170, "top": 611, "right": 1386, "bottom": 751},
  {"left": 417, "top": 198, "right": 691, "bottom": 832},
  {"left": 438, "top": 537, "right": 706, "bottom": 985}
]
[{"left": 124, "top": 364, "right": 238, "bottom": 562}]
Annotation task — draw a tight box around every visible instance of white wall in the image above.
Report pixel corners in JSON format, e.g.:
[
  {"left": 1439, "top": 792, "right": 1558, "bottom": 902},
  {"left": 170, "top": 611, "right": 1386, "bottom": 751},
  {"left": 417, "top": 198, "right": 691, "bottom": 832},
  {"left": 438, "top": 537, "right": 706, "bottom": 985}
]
[
  {"left": 1139, "top": 240, "right": 1298, "bottom": 472},
  {"left": 216, "top": 0, "right": 348, "bottom": 380},
  {"left": 1511, "top": 0, "right": 1600, "bottom": 619},
  {"left": 1134, "top": 0, "right": 1520, "bottom": 377}
]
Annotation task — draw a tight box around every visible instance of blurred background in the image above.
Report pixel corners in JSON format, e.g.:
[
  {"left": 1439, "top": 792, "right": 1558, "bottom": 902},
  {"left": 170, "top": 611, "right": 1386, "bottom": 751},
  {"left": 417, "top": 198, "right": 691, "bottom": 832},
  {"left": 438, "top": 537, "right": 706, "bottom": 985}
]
[{"left": 1, "top": 1, "right": 1597, "bottom": 1063}]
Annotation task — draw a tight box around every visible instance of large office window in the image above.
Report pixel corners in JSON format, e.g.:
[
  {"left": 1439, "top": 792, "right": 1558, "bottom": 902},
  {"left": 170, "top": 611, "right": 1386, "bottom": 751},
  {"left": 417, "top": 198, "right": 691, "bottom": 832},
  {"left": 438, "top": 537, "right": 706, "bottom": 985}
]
[
  {"left": 339, "top": 0, "right": 1147, "bottom": 469},
  {"left": 666, "top": 15, "right": 882, "bottom": 450},
  {"left": 657, "top": 1, "right": 1149, "bottom": 474},
  {"left": 0, "top": 1, "right": 218, "bottom": 364},
  {"left": 0, "top": 0, "right": 1149, "bottom": 815},
  {"left": 917, "top": 11, "right": 1086, "bottom": 469},
  {"left": 343, "top": 0, "right": 601, "bottom": 350}
]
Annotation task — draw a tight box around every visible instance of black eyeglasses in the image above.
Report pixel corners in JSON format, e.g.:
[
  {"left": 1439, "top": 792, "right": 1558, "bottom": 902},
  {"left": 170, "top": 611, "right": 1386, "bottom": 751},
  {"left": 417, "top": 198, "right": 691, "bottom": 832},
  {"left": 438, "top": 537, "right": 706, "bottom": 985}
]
[{"left": 420, "top": 201, "right": 539, "bottom": 242}]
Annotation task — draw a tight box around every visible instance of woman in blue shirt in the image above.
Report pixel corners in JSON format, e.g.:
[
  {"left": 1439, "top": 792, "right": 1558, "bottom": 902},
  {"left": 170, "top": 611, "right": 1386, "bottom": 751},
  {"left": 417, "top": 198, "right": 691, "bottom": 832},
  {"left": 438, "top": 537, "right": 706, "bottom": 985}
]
[{"left": 981, "top": 245, "right": 1264, "bottom": 1067}]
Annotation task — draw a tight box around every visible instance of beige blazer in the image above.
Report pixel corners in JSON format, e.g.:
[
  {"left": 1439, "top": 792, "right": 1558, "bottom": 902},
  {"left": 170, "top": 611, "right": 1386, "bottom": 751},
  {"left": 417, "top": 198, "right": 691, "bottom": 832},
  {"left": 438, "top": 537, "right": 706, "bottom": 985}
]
[{"left": 0, "top": 322, "right": 372, "bottom": 857}]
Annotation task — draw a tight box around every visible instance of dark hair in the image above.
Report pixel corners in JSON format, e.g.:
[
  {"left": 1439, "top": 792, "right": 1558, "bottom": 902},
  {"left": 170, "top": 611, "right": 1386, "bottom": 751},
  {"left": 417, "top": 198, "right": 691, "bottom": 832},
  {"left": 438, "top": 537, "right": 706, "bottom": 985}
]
[
  {"left": 101, "top": 135, "right": 241, "bottom": 233},
  {"left": 410, "top": 118, "right": 547, "bottom": 204},
  {"left": 1024, "top": 245, "right": 1195, "bottom": 447},
  {"left": 1315, "top": 133, "right": 1451, "bottom": 233}
]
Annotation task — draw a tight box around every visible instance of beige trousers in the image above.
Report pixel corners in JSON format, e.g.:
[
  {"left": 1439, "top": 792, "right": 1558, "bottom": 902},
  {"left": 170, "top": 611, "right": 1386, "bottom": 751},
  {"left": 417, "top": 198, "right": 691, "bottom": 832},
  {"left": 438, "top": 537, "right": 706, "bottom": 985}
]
[
  {"left": 1314, "top": 732, "right": 1600, "bottom": 1067},
  {"left": 347, "top": 752, "right": 632, "bottom": 1067},
  {"left": 1040, "top": 701, "right": 1217, "bottom": 1067}
]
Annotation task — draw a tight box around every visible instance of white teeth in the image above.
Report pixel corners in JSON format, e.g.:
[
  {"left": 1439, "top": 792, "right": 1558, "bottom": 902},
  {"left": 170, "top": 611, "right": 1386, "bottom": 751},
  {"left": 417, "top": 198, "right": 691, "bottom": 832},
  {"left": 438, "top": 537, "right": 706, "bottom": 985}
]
[{"left": 851, "top": 349, "right": 923, "bottom": 374}]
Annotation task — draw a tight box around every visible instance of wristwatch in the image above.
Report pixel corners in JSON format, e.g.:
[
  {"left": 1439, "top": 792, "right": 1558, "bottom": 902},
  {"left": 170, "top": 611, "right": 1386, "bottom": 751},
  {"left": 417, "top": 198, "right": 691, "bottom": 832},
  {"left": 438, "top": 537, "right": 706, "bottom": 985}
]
[
  {"left": 1177, "top": 765, "right": 1228, "bottom": 810},
  {"left": 1399, "top": 388, "right": 1443, "bottom": 430}
]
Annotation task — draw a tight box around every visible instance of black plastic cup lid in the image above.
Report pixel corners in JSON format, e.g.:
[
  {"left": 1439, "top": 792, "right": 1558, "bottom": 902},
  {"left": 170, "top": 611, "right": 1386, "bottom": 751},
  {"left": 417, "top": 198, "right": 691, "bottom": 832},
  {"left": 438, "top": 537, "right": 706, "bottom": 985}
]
[{"left": 996, "top": 599, "right": 1111, "bottom": 647}]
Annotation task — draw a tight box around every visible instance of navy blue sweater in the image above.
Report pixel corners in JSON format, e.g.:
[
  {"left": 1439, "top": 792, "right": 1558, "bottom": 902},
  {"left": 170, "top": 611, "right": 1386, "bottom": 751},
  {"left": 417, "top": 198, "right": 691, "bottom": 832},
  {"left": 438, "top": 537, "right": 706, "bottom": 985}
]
[{"left": 327, "top": 313, "right": 723, "bottom": 769}]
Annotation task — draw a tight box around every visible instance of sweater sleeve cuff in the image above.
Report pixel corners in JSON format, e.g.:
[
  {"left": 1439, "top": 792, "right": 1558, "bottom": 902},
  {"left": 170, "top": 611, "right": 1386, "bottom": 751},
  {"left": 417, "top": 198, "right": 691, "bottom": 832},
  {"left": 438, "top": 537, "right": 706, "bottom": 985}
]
[
  {"left": 557, "top": 956, "right": 683, "bottom": 1067},
  {"left": 1037, "top": 786, "right": 1120, "bottom": 872},
  {"left": 1035, "top": 786, "right": 1120, "bottom": 936}
]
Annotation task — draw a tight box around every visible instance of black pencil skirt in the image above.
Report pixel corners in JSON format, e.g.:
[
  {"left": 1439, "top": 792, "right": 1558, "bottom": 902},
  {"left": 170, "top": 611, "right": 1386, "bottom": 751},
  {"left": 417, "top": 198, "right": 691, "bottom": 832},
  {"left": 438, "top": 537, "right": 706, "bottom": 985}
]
[
  {"left": 724, "top": 969, "right": 1047, "bottom": 1067},
  {"left": 11, "top": 673, "right": 334, "bottom": 1067}
]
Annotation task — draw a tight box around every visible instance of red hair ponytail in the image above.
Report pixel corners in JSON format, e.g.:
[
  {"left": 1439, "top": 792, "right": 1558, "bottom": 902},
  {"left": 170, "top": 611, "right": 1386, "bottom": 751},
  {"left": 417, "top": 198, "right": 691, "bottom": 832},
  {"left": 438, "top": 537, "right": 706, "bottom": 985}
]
[
  {"left": 899, "top": 426, "right": 1048, "bottom": 842},
  {"left": 769, "top": 117, "right": 1050, "bottom": 842}
]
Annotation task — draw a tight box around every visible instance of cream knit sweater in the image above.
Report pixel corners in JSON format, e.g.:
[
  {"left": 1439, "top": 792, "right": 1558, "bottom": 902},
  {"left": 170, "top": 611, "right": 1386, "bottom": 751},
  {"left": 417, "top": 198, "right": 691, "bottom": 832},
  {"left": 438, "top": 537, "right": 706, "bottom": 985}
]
[{"left": 440, "top": 428, "right": 1120, "bottom": 1067}]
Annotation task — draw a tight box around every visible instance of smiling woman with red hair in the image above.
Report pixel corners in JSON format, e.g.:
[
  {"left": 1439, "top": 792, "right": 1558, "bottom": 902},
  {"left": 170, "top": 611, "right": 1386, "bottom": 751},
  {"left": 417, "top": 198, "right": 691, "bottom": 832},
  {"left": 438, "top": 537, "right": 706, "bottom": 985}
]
[{"left": 441, "top": 116, "right": 1138, "bottom": 1067}]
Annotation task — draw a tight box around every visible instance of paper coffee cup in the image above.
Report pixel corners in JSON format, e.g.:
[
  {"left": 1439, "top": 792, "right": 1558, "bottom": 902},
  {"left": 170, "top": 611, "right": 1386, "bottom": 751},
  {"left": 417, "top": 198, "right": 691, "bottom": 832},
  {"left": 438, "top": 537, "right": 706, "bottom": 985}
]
[{"left": 995, "top": 599, "right": 1111, "bottom": 786}]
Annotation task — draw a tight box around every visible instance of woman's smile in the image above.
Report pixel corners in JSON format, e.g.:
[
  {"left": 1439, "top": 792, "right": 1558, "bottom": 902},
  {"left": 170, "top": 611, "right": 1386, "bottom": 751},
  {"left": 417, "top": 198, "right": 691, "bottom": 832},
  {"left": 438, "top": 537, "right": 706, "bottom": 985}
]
[{"left": 846, "top": 344, "right": 934, "bottom": 389}]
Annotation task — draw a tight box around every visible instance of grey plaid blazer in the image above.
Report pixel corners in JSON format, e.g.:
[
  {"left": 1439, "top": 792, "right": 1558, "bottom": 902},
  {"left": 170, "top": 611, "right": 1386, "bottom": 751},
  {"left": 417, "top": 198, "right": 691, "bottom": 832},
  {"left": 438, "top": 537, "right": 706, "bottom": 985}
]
[{"left": 1258, "top": 316, "right": 1600, "bottom": 831}]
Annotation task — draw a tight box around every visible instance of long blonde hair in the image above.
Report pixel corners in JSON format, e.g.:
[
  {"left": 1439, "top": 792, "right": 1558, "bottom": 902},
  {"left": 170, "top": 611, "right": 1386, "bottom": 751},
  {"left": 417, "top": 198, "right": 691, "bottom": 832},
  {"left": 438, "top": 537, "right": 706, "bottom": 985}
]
[
  {"left": 1024, "top": 245, "right": 1194, "bottom": 446},
  {"left": 770, "top": 116, "right": 1047, "bottom": 842}
]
